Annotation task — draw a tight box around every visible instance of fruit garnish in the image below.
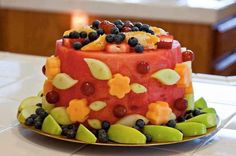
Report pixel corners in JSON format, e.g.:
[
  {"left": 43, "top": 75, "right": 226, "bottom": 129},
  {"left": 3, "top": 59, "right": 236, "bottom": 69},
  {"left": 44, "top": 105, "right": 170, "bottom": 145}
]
[
  {"left": 182, "top": 50, "right": 195, "bottom": 62},
  {"left": 63, "top": 26, "right": 95, "bottom": 36},
  {"left": 165, "top": 119, "right": 176, "bottom": 128},
  {"left": 89, "top": 101, "right": 107, "bottom": 111},
  {"left": 52, "top": 73, "right": 78, "bottom": 90},
  {"left": 136, "top": 61, "right": 150, "bottom": 74},
  {"left": 45, "top": 55, "right": 61, "bottom": 80},
  {"left": 66, "top": 98, "right": 90, "bottom": 123},
  {"left": 50, "top": 107, "right": 73, "bottom": 125},
  {"left": 130, "top": 83, "right": 147, "bottom": 93},
  {"left": 175, "top": 63, "right": 191, "bottom": 87},
  {"left": 99, "top": 20, "right": 116, "bottom": 34},
  {"left": 108, "top": 124, "right": 146, "bottom": 144},
  {"left": 157, "top": 35, "right": 173, "bottom": 49},
  {"left": 106, "top": 43, "right": 130, "bottom": 53},
  {"left": 184, "top": 93, "right": 194, "bottom": 110},
  {"left": 97, "top": 129, "right": 109, "bottom": 143},
  {"left": 76, "top": 124, "right": 97, "bottom": 143},
  {"left": 174, "top": 98, "right": 188, "bottom": 111},
  {"left": 18, "top": 96, "right": 42, "bottom": 112},
  {"left": 87, "top": 119, "right": 102, "bottom": 129},
  {"left": 143, "top": 125, "right": 183, "bottom": 142},
  {"left": 101, "top": 121, "right": 110, "bottom": 131},
  {"left": 92, "top": 20, "right": 101, "bottom": 29},
  {"left": 113, "top": 105, "right": 127, "bottom": 118},
  {"left": 73, "top": 42, "right": 83, "bottom": 50},
  {"left": 46, "top": 90, "right": 59, "bottom": 104},
  {"left": 122, "top": 26, "right": 132, "bottom": 32},
  {"left": 108, "top": 73, "right": 131, "bottom": 99},
  {"left": 81, "top": 34, "right": 106, "bottom": 51},
  {"left": 42, "top": 115, "right": 62, "bottom": 136},
  {"left": 134, "top": 44, "right": 144, "bottom": 53},
  {"left": 80, "top": 82, "right": 95, "bottom": 96},
  {"left": 186, "top": 113, "right": 217, "bottom": 128},
  {"left": 176, "top": 122, "right": 207, "bottom": 137},
  {"left": 84, "top": 58, "right": 112, "bottom": 80},
  {"left": 125, "top": 31, "right": 159, "bottom": 49},
  {"left": 116, "top": 114, "right": 149, "bottom": 127},
  {"left": 151, "top": 69, "right": 180, "bottom": 85},
  {"left": 146, "top": 101, "right": 172, "bottom": 125},
  {"left": 194, "top": 97, "right": 207, "bottom": 109}
]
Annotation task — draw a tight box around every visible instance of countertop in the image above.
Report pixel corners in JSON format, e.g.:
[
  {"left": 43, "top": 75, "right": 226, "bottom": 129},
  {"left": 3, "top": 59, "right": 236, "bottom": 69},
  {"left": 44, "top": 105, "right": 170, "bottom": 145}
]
[
  {"left": 1, "top": 0, "right": 236, "bottom": 24},
  {"left": 0, "top": 51, "right": 236, "bottom": 155}
]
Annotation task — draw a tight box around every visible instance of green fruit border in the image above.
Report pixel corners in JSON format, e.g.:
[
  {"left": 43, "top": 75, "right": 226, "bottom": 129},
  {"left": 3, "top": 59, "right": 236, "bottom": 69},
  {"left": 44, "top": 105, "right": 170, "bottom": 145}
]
[{"left": 17, "top": 114, "right": 220, "bottom": 147}]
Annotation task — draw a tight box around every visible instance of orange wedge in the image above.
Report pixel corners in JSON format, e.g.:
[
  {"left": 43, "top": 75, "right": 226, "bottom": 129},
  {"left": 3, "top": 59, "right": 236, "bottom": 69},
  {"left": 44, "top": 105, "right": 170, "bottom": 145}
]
[{"left": 81, "top": 35, "right": 106, "bottom": 51}]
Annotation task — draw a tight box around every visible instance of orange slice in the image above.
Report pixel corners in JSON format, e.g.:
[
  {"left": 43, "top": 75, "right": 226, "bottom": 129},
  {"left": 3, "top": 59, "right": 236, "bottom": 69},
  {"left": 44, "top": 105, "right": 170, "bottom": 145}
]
[
  {"left": 150, "top": 26, "right": 167, "bottom": 36},
  {"left": 81, "top": 35, "right": 106, "bottom": 51}
]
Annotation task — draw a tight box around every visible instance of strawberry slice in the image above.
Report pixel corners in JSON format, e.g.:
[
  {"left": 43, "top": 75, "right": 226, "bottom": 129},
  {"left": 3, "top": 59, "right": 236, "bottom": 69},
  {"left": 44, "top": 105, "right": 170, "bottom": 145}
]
[
  {"left": 106, "top": 43, "right": 130, "bottom": 53},
  {"left": 99, "top": 20, "right": 116, "bottom": 34},
  {"left": 63, "top": 38, "right": 85, "bottom": 48},
  {"left": 157, "top": 35, "right": 173, "bottom": 49}
]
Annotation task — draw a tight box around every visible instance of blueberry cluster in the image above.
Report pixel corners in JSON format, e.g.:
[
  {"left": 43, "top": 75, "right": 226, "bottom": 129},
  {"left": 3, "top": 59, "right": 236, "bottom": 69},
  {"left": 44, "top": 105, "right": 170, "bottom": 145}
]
[
  {"left": 61, "top": 124, "right": 79, "bottom": 139},
  {"left": 105, "top": 33, "right": 126, "bottom": 44},
  {"left": 91, "top": 121, "right": 110, "bottom": 143},
  {"left": 132, "top": 119, "right": 152, "bottom": 143},
  {"left": 25, "top": 107, "right": 48, "bottom": 129},
  {"left": 177, "top": 108, "right": 205, "bottom": 122},
  {"left": 128, "top": 37, "right": 144, "bottom": 53}
]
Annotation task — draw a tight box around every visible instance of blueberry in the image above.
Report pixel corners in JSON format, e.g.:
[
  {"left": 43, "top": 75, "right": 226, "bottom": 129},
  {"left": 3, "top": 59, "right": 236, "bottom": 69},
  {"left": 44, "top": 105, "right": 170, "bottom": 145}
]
[
  {"left": 98, "top": 129, "right": 109, "bottom": 143},
  {"left": 185, "top": 113, "right": 194, "bottom": 120},
  {"left": 134, "top": 22, "right": 143, "bottom": 29},
  {"left": 79, "top": 31, "right": 87, "bottom": 38},
  {"left": 166, "top": 120, "right": 176, "bottom": 128},
  {"left": 34, "top": 116, "right": 43, "bottom": 124},
  {"left": 193, "top": 109, "right": 201, "bottom": 116},
  {"left": 110, "top": 27, "right": 119, "bottom": 34},
  {"left": 116, "top": 24, "right": 123, "bottom": 30},
  {"left": 131, "top": 26, "right": 139, "bottom": 31},
  {"left": 114, "top": 34, "right": 125, "bottom": 44},
  {"left": 105, "top": 34, "right": 115, "bottom": 43},
  {"left": 66, "top": 129, "right": 76, "bottom": 139},
  {"left": 30, "top": 114, "right": 38, "bottom": 120},
  {"left": 69, "top": 31, "right": 80, "bottom": 38},
  {"left": 113, "top": 20, "right": 124, "bottom": 26},
  {"left": 177, "top": 116, "right": 186, "bottom": 122},
  {"left": 61, "top": 125, "right": 69, "bottom": 136},
  {"left": 128, "top": 37, "right": 138, "bottom": 47},
  {"left": 96, "top": 28, "right": 104, "bottom": 35},
  {"left": 147, "top": 29, "right": 154, "bottom": 35},
  {"left": 82, "top": 38, "right": 90, "bottom": 45},
  {"left": 135, "top": 119, "right": 145, "bottom": 129},
  {"left": 73, "top": 42, "right": 83, "bottom": 50},
  {"left": 68, "top": 124, "right": 78, "bottom": 131},
  {"left": 133, "top": 125, "right": 141, "bottom": 131},
  {"left": 140, "top": 24, "right": 150, "bottom": 32},
  {"left": 102, "top": 121, "right": 110, "bottom": 131},
  {"left": 36, "top": 103, "right": 42, "bottom": 107},
  {"left": 92, "top": 20, "right": 101, "bottom": 29},
  {"left": 145, "top": 134, "right": 152, "bottom": 143},
  {"left": 25, "top": 117, "right": 34, "bottom": 126},
  {"left": 134, "top": 44, "right": 144, "bottom": 53},
  {"left": 88, "top": 32, "right": 98, "bottom": 41},
  {"left": 34, "top": 121, "right": 42, "bottom": 129},
  {"left": 35, "top": 108, "right": 45, "bottom": 116}
]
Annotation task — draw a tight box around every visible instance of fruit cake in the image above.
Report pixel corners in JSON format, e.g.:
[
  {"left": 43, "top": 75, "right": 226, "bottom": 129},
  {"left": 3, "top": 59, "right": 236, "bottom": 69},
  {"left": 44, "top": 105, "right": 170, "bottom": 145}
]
[{"left": 17, "top": 20, "right": 217, "bottom": 144}]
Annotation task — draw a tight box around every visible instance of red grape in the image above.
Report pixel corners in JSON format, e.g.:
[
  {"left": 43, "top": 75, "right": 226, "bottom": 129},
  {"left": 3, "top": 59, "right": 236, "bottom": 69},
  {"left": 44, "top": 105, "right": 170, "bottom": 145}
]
[
  {"left": 182, "top": 50, "right": 194, "bottom": 62},
  {"left": 42, "top": 65, "right": 46, "bottom": 75},
  {"left": 174, "top": 98, "right": 188, "bottom": 111},
  {"left": 46, "top": 90, "right": 59, "bottom": 103},
  {"left": 113, "top": 105, "right": 127, "bottom": 118},
  {"left": 136, "top": 61, "right": 150, "bottom": 74},
  {"left": 80, "top": 82, "right": 95, "bottom": 96}
]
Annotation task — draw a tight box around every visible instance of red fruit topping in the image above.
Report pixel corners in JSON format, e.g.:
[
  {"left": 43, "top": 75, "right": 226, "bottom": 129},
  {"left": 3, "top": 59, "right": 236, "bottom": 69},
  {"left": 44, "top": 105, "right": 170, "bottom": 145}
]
[
  {"left": 80, "top": 82, "right": 95, "bottom": 96},
  {"left": 124, "top": 21, "right": 134, "bottom": 27},
  {"left": 46, "top": 90, "right": 60, "bottom": 104},
  {"left": 174, "top": 98, "right": 188, "bottom": 111},
  {"left": 136, "top": 61, "right": 150, "bottom": 74},
  {"left": 113, "top": 105, "right": 127, "bottom": 118},
  {"left": 158, "top": 35, "right": 173, "bottom": 49},
  {"left": 182, "top": 50, "right": 195, "bottom": 62},
  {"left": 99, "top": 20, "right": 116, "bottom": 34},
  {"left": 42, "top": 65, "right": 46, "bottom": 75},
  {"left": 106, "top": 43, "right": 130, "bottom": 53},
  {"left": 122, "top": 26, "right": 132, "bottom": 32}
]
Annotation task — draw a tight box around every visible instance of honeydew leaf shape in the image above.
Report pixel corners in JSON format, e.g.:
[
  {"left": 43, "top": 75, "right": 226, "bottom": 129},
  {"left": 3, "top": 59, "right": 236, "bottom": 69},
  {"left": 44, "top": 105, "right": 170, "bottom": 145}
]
[
  {"left": 84, "top": 58, "right": 112, "bottom": 80},
  {"left": 151, "top": 69, "right": 180, "bottom": 85},
  {"left": 52, "top": 73, "right": 78, "bottom": 89},
  {"left": 130, "top": 83, "right": 147, "bottom": 93}
]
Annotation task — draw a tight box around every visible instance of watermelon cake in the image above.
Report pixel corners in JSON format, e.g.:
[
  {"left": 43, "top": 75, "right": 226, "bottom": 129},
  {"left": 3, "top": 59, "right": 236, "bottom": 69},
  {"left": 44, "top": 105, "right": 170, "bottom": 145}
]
[{"left": 17, "top": 20, "right": 217, "bottom": 144}]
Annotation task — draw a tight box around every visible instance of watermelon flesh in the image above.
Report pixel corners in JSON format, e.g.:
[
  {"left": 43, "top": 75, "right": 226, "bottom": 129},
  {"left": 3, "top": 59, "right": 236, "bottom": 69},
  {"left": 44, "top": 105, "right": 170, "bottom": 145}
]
[{"left": 55, "top": 40, "right": 185, "bottom": 124}]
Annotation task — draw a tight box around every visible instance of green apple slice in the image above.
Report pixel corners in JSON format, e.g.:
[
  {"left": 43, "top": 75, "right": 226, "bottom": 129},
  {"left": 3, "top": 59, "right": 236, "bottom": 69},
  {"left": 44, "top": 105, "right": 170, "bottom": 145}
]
[
  {"left": 18, "top": 96, "right": 42, "bottom": 112},
  {"left": 89, "top": 101, "right": 107, "bottom": 111},
  {"left": 84, "top": 58, "right": 112, "bottom": 80},
  {"left": 108, "top": 124, "right": 146, "bottom": 144},
  {"left": 143, "top": 125, "right": 183, "bottom": 142},
  {"left": 42, "top": 115, "right": 62, "bottom": 135},
  {"left": 42, "top": 96, "right": 55, "bottom": 112},
  {"left": 151, "top": 69, "right": 180, "bottom": 85},
  {"left": 130, "top": 83, "right": 147, "bottom": 93},
  {"left": 194, "top": 97, "right": 208, "bottom": 109},
  {"left": 116, "top": 114, "right": 149, "bottom": 127},
  {"left": 201, "top": 108, "right": 216, "bottom": 114},
  {"left": 50, "top": 107, "right": 73, "bottom": 125},
  {"left": 184, "top": 93, "right": 194, "bottom": 110},
  {"left": 176, "top": 122, "right": 207, "bottom": 137},
  {"left": 186, "top": 113, "right": 217, "bottom": 128},
  {"left": 52, "top": 73, "right": 78, "bottom": 90},
  {"left": 18, "top": 105, "right": 39, "bottom": 123},
  {"left": 76, "top": 124, "right": 97, "bottom": 143},
  {"left": 87, "top": 119, "right": 102, "bottom": 129}
]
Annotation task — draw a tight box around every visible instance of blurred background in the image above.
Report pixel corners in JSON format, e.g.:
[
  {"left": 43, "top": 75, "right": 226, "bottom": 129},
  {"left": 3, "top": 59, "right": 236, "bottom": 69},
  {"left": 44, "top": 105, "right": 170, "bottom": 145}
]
[{"left": 0, "top": 0, "right": 236, "bottom": 75}]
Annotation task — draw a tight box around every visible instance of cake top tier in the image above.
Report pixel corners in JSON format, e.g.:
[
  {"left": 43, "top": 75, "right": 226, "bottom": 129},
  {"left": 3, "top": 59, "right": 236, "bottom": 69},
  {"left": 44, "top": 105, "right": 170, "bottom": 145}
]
[{"left": 62, "top": 20, "right": 174, "bottom": 53}]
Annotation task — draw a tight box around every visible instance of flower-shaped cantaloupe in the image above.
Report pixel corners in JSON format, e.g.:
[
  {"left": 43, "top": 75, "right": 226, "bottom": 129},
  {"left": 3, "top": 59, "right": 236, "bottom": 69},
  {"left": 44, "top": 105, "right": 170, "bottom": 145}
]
[
  {"left": 45, "top": 56, "right": 61, "bottom": 80},
  {"left": 146, "top": 101, "right": 172, "bottom": 125},
  {"left": 66, "top": 99, "right": 90, "bottom": 123},
  {"left": 108, "top": 74, "right": 131, "bottom": 99},
  {"left": 175, "top": 63, "right": 191, "bottom": 88}
]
